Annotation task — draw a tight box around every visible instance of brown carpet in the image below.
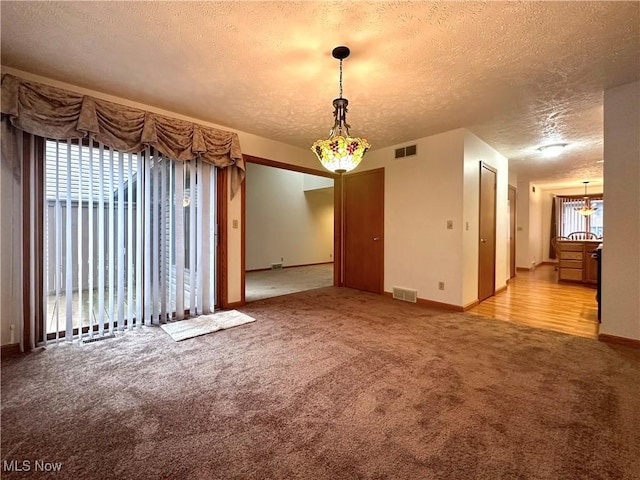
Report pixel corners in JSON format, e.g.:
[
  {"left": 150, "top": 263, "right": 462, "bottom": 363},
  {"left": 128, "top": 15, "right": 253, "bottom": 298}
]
[{"left": 2, "top": 287, "right": 639, "bottom": 479}]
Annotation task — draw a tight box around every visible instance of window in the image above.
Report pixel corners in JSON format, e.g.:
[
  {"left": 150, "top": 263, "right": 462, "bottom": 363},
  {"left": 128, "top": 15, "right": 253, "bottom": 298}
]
[
  {"left": 557, "top": 195, "right": 603, "bottom": 237},
  {"left": 44, "top": 139, "right": 216, "bottom": 342}
]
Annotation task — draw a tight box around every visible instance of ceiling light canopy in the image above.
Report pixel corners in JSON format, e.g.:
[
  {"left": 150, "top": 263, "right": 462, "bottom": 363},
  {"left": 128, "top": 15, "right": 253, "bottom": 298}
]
[
  {"left": 311, "top": 46, "right": 370, "bottom": 174},
  {"left": 576, "top": 181, "right": 597, "bottom": 216},
  {"left": 537, "top": 143, "right": 567, "bottom": 157}
]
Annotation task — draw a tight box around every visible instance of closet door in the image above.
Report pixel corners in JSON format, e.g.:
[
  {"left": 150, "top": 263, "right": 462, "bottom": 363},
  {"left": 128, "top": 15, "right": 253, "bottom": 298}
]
[{"left": 343, "top": 168, "right": 384, "bottom": 294}]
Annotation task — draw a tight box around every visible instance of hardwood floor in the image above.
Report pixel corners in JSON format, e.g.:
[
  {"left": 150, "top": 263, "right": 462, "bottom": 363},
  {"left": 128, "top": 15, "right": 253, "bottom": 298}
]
[{"left": 467, "top": 265, "right": 599, "bottom": 339}]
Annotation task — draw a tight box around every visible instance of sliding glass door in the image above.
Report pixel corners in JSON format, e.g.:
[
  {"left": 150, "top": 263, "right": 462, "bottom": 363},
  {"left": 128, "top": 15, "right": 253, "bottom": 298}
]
[{"left": 43, "top": 139, "right": 216, "bottom": 342}]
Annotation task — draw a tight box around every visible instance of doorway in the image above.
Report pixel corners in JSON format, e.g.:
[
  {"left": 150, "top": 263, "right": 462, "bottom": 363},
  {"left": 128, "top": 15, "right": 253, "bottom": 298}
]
[
  {"left": 243, "top": 156, "right": 337, "bottom": 302},
  {"left": 478, "top": 162, "right": 497, "bottom": 301}
]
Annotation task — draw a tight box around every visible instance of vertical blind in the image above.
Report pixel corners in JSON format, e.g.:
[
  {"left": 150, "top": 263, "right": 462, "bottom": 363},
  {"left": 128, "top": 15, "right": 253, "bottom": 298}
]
[
  {"left": 556, "top": 195, "right": 604, "bottom": 237},
  {"left": 44, "top": 140, "right": 216, "bottom": 343}
]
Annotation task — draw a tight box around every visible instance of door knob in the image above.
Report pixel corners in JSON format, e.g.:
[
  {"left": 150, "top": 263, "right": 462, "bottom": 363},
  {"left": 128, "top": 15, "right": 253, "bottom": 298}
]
[
  {"left": 373, "top": 237, "right": 381, "bottom": 241},
  {"left": 480, "top": 238, "right": 487, "bottom": 243}
]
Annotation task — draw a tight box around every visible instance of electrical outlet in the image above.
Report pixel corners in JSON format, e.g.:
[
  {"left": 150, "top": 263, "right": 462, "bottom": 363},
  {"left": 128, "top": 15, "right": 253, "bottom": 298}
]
[
  {"left": 232, "top": 219, "right": 238, "bottom": 229},
  {"left": 446, "top": 220, "right": 453, "bottom": 230},
  {"left": 281, "top": 257, "right": 284, "bottom": 262},
  {"left": 438, "top": 282, "right": 445, "bottom": 290}
]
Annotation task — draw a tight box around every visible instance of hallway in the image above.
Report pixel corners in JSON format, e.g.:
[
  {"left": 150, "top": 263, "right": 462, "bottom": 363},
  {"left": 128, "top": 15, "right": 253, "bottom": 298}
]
[{"left": 468, "top": 265, "right": 599, "bottom": 339}]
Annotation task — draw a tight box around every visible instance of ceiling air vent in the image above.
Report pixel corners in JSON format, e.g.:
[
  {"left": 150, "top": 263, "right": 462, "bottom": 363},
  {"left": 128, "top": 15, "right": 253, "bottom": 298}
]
[
  {"left": 394, "top": 145, "right": 417, "bottom": 159},
  {"left": 392, "top": 287, "right": 418, "bottom": 303}
]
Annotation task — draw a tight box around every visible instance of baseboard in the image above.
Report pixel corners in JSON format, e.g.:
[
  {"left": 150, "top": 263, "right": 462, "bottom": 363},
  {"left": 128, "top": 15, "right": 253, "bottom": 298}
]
[
  {"left": 517, "top": 261, "right": 554, "bottom": 272},
  {"left": 246, "top": 261, "right": 333, "bottom": 273},
  {"left": 495, "top": 285, "right": 508, "bottom": 295},
  {"left": 598, "top": 333, "right": 640, "bottom": 349},
  {"left": 283, "top": 262, "right": 333, "bottom": 269},
  {"left": 1, "top": 343, "right": 21, "bottom": 358},
  {"left": 462, "top": 300, "right": 480, "bottom": 311},
  {"left": 417, "top": 298, "right": 465, "bottom": 311},
  {"left": 383, "top": 292, "right": 465, "bottom": 311},
  {"left": 225, "top": 301, "right": 245, "bottom": 309}
]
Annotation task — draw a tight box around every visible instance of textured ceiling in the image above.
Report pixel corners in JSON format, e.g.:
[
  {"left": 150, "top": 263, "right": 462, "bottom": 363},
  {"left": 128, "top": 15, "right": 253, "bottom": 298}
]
[{"left": 1, "top": 1, "right": 639, "bottom": 187}]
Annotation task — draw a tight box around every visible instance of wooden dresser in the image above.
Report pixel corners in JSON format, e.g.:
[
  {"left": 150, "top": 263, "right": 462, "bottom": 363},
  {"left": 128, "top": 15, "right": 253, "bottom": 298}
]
[{"left": 556, "top": 240, "right": 601, "bottom": 284}]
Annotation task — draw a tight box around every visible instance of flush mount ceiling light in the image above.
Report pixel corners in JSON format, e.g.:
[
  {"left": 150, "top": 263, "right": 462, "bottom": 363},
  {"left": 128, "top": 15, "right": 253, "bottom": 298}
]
[
  {"left": 576, "top": 181, "right": 597, "bottom": 216},
  {"left": 537, "top": 143, "right": 567, "bottom": 157},
  {"left": 311, "top": 46, "right": 370, "bottom": 174}
]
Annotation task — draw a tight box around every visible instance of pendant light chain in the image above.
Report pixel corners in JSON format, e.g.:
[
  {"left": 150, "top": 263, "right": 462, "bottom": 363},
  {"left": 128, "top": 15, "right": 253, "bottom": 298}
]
[{"left": 339, "top": 59, "right": 343, "bottom": 99}]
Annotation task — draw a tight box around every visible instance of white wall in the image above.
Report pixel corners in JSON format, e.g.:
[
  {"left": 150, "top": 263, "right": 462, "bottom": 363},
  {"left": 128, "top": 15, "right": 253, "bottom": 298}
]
[
  {"left": 226, "top": 181, "right": 243, "bottom": 304},
  {"left": 529, "top": 185, "right": 543, "bottom": 268},
  {"left": 362, "top": 129, "right": 465, "bottom": 305},
  {"left": 601, "top": 81, "right": 640, "bottom": 341},
  {"left": 245, "top": 163, "right": 333, "bottom": 270},
  {"left": 303, "top": 175, "right": 333, "bottom": 191},
  {"left": 0, "top": 158, "right": 23, "bottom": 346},
  {"left": 462, "top": 131, "right": 509, "bottom": 305},
  {"left": 357, "top": 128, "right": 508, "bottom": 308},
  {"left": 515, "top": 182, "right": 543, "bottom": 269},
  {"left": 507, "top": 170, "right": 517, "bottom": 279},
  {"left": 516, "top": 181, "right": 531, "bottom": 268}
]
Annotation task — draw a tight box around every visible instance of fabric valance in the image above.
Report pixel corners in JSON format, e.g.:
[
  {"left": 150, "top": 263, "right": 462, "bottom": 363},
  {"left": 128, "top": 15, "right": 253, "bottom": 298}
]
[{"left": 1, "top": 74, "right": 245, "bottom": 196}]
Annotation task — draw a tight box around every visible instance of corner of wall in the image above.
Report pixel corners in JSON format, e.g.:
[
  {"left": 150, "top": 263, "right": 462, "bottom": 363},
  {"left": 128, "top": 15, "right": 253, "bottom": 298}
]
[{"left": 601, "top": 80, "right": 640, "bottom": 341}]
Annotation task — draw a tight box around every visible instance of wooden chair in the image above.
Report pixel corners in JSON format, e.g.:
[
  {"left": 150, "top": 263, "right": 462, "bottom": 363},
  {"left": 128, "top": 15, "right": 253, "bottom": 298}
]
[{"left": 567, "top": 231, "right": 600, "bottom": 240}]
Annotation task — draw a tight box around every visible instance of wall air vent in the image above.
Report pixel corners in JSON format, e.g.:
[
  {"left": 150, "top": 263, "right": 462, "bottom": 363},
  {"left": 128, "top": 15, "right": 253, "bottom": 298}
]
[
  {"left": 271, "top": 262, "right": 283, "bottom": 270},
  {"left": 394, "top": 145, "right": 417, "bottom": 159},
  {"left": 392, "top": 287, "right": 418, "bottom": 303}
]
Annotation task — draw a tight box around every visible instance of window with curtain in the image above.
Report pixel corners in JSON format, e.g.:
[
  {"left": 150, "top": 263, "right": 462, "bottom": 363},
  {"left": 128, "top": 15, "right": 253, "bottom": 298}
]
[
  {"left": 557, "top": 195, "right": 603, "bottom": 237},
  {"left": 44, "top": 139, "right": 216, "bottom": 343},
  {"left": 2, "top": 74, "right": 243, "bottom": 351}
]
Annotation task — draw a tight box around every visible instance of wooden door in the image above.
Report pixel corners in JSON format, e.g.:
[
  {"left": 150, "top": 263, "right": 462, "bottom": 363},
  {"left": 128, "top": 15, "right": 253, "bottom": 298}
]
[
  {"left": 478, "top": 163, "right": 497, "bottom": 301},
  {"left": 508, "top": 185, "right": 516, "bottom": 279},
  {"left": 343, "top": 168, "right": 384, "bottom": 294}
]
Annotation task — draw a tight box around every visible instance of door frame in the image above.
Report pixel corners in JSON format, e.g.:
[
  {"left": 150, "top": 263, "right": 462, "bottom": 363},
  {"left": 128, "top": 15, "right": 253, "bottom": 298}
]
[{"left": 241, "top": 155, "right": 342, "bottom": 297}]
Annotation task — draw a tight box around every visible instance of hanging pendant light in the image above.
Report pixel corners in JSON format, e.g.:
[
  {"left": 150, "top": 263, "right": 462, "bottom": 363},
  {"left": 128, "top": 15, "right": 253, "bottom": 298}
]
[
  {"left": 576, "top": 181, "right": 597, "bottom": 216},
  {"left": 311, "top": 46, "right": 370, "bottom": 174}
]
